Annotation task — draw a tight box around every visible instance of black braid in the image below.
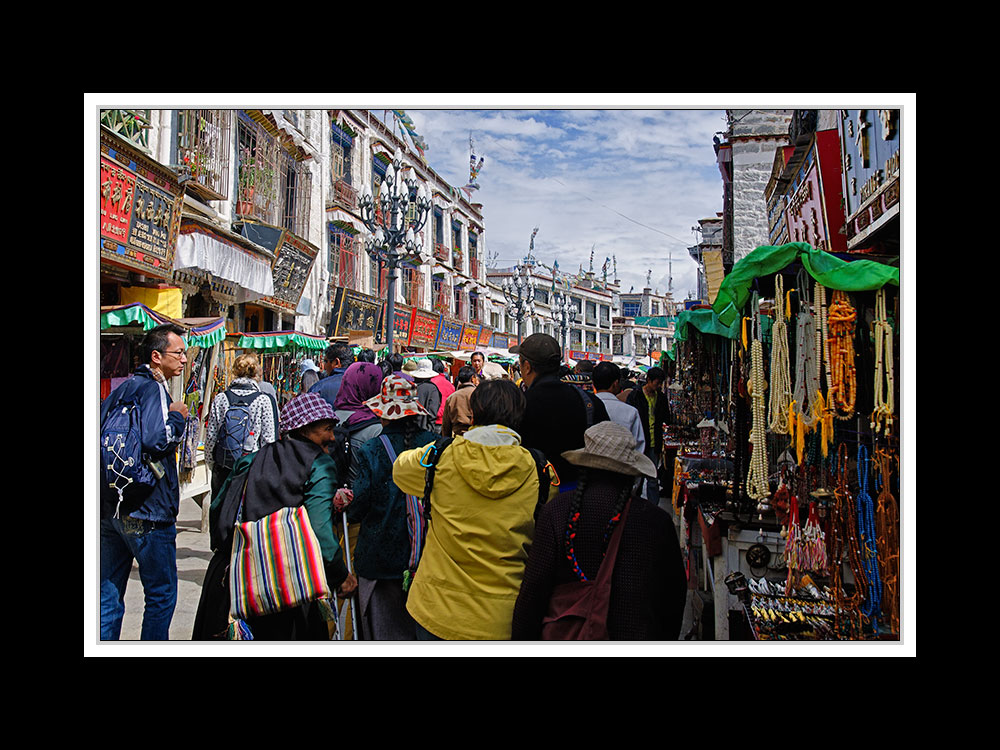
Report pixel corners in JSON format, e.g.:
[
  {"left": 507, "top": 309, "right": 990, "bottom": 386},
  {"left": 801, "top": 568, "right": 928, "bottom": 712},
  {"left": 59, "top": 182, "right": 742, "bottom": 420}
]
[
  {"left": 564, "top": 469, "right": 635, "bottom": 582},
  {"left": 400, "top": 416, "right": 420, "bottom": 451}
]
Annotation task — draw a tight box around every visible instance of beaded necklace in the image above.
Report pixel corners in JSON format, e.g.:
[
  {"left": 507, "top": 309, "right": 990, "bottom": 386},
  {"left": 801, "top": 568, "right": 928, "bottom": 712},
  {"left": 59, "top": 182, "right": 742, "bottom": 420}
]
[
  {"left": 829, "top": 443, "right": 868, "bottom": 638},
  {"left": 791, "top": 292, "right": 821, "bottom": 465},
  {"left": 827, "top": 290, "right": 858, "bottom": 419},
  {"left": 856, "top": 444, "right": 882, "bottom": 632},
  {"left": 874, "top": 447, "right": 900, "bottom": 636},
  {"left": 746, "top": 299, "right": 770, "bottom": 505},
  {"left": 768, "top": 274, "right": 793, "bottom": 436},
  {"left": 871, "top": 287, "right": 895, "bottom": 437}
]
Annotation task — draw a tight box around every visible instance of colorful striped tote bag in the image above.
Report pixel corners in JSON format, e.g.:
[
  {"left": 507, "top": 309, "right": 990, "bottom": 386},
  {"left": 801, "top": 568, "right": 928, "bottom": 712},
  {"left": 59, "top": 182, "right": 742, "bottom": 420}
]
[{"left": 228, "top": 479, "right": 332, "bottom": 622}]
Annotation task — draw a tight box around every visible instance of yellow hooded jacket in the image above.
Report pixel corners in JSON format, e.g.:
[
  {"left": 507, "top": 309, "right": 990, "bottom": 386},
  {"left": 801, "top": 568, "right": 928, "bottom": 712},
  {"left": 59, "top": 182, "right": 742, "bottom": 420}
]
[{"left": 393, "top": 425, "right": 539, "bottom": 640}]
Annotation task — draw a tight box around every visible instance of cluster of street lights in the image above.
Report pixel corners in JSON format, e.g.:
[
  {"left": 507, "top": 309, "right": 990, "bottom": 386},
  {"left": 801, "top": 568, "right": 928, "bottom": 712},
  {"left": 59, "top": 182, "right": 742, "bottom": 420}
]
[
  {"left": 358, "top": 148, "right": 432, "bottom": 356},
  {"left": 502, "top": 263, "right": 535, "bottom": 344},
  {"left": 550, "top": 290, "right": 577, "bottom": 360}
]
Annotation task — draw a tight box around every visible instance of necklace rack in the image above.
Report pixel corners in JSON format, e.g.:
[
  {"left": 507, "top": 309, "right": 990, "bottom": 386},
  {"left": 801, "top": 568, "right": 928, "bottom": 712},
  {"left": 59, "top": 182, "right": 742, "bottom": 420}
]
[
  {"left": 856, "top": 444, "right": 882, "bottom": 633},
  {"left": 829, "top": 443, "right": 869, "bottom": 639},
  {"left": 791, "top": 277, "right": 821, "bottom": 464}
]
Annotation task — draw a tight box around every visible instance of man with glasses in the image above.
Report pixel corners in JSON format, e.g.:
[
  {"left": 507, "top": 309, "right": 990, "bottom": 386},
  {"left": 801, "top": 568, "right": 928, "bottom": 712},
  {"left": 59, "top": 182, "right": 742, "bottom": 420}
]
[{"left": 100, "top": 324, "right": 190, "bottom": 640}]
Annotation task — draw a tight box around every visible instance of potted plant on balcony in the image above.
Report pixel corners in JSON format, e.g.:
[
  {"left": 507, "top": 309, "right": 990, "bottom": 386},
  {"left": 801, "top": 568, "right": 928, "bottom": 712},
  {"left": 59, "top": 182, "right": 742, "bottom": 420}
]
[{"left": 236, "top": 147, "right": 275, "bottom": 218}]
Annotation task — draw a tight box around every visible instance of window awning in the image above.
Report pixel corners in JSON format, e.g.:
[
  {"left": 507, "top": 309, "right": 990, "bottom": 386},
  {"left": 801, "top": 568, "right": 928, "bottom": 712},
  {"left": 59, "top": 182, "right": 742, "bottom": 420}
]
[{"left": 175, "top": 217, "right": 275, "bottom": 300}]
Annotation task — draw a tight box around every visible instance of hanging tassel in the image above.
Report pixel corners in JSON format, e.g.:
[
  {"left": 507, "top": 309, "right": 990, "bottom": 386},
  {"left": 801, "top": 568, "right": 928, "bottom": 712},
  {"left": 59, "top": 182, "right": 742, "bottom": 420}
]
[
  {"left": 796, "top": 416, "right": 806, "bottom": 466},
  {"left": 786, "top": 288, "right": 795, "bottom": 320},
  {"left": 227, "top": 618, "right": 254, "bottom": 641}
]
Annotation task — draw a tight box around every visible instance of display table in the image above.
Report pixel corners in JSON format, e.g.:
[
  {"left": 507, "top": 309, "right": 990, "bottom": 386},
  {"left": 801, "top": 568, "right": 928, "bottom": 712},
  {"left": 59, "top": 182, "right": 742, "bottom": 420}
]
[
  {"left": 712, "top": 523, "right": 786, "bottom": 640},
  {"left": 179, "top": 449, "right": 212, "bottom": 532}
]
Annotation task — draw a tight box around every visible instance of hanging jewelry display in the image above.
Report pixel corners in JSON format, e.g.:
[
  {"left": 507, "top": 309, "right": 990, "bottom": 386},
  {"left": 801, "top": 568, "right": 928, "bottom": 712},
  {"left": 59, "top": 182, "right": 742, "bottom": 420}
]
[
  {"left": 768, "top": 274, "right": 793, "bottom": 435},
  {"left": 827, "top": 289, "right": 858, "bottom": 420},
  {"left": 829, "top": 443, "right": 869, "bottom": 639},
  {"left": 855, "top": 444, "right": 882, "bottom": 633},
  {"left": 871, "top": 287, "right": 895, "bottom": 437},
  {"left": 874, "top": 447, "right": 900, "bottom": 636},
  {"left": 790, "top": 273, "right": 822, "bottom": 466},
  {"left": 745, "top": 295, "right": 770, "bottom": 514}
]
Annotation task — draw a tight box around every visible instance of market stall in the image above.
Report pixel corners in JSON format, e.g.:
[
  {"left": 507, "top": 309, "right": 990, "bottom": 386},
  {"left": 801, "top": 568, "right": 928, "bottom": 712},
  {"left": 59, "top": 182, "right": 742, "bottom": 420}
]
[
  {"left": 100, "top": 303, "right": 228, "bottom": 529},
  {"left": 231, "top": 329, "right": 329, "bottom": 406},
  {"left": 671, "top": 242, "right": 901, "bottom": 641}
]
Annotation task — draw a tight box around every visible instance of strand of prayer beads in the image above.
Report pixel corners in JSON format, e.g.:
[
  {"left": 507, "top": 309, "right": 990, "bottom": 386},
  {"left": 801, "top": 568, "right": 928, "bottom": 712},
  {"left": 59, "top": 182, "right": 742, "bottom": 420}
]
[
  {"left": 827, "top": 290, "right": 858, "bottom": 419},
  {"left": 874, "top": 448, "right": 900, "bottom": 636},
  {"left": 769, "top": 274, "right": 793, "bottom": 435},
  {"left": 871, "top": 287, "right": 895, "bottom": 437},
  {"left": 746, "top": 332, "right": 770, "bottom": 503}
]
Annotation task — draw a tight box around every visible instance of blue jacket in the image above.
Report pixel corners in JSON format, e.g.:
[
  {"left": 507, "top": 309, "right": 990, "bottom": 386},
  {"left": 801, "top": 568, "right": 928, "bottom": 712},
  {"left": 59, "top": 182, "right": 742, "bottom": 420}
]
[
  {"left": 100, "top": 366, "right": 187, "bottom": 522},
  {"left": 308, "top": 367, "right": 347, "bottom": 409}
]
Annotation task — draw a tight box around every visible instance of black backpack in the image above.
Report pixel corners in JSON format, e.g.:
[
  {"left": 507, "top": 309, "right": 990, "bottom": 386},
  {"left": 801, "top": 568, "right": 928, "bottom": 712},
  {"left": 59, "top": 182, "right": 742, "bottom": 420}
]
[{"left": 213, "top": 389, "right": 271, "bottom": 471}]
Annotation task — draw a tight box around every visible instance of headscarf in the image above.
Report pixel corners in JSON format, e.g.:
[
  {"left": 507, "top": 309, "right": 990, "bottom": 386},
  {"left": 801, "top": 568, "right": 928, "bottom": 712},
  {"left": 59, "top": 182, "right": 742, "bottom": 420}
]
[{"left": 333, "top": 361, "right": 384, "bottom": 427}]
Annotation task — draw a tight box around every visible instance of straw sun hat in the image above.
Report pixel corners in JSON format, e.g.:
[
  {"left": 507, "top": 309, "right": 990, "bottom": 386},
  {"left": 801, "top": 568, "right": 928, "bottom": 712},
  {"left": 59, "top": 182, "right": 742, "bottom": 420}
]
[
  {"left": 561, "top": 421, "right": 657, "bottom": 478},
  {"left": 364, "top": 374, "right": 432, "bottom": 420}
]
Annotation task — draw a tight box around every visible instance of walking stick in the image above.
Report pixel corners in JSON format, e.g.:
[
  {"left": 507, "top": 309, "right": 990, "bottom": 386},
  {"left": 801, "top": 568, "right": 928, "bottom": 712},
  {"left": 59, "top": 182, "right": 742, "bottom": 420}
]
[{"left": 340, "top": 512, "right": 360, "bottom": 640}]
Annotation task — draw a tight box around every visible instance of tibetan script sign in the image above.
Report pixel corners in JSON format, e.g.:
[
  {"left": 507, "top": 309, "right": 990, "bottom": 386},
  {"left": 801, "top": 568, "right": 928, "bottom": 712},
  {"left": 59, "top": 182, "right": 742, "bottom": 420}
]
[
  {"left": 261, "top": 231, "right": 318, "bottom": 313},
  {"left": 491, "top": 333, "right": 510, "bottom": 349},
  {"left": 460, "top": 323, "right": 481, "bottom": 351},
  {"left": 100, "top": 132, "right": 182, "bottom": 280},
  {"left": 409, "top": 309, "right": 440, "bottom": 348},
  {"left": 435, "top": 318, "right": 463, "bottom": 351},
  {"left": 477, "top": 326, "right": 493, "bottom": 348},
  {"left": 331, "top": 287, "right": 380, "bottom": 337},
  {"left": 393, "top": 304, "right": 411, "bottom": 342}
]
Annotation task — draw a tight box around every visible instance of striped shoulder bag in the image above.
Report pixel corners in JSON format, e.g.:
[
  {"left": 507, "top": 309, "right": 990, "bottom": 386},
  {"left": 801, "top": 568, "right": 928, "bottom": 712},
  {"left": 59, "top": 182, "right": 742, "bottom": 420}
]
[{"left": 228, "top": 475, "right": 334, "bottom": 638}]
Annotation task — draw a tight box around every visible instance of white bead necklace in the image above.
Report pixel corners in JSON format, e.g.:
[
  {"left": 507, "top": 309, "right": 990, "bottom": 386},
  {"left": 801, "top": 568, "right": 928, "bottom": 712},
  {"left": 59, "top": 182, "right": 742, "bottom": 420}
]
[
  {"left": 793, "top": 299, "right": 820, "bottom": 429},
  {"left": 768, "top": 274, "right": 792, "bottom": 435},
  {"left": 871, "top": 287, "right": 895, "bottom": 436},
  {"left": 746, "top": 330, "right": 770, "bottom": 503}
]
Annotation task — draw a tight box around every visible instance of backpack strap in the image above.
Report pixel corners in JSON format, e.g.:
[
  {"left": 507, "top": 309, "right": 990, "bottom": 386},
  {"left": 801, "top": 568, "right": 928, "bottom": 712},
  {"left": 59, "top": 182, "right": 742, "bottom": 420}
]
[
  {"left": 573, "top": 384, "right": 595, "bottom": 428},
  {"left": 527, "top": 447, "right": 558, "bottom": 520},
  {"left": 419, "top": 437, "right": 454, "bottom": 526},
  {"left": 378, "top": 434, "right": 424, "bottom": 573}
]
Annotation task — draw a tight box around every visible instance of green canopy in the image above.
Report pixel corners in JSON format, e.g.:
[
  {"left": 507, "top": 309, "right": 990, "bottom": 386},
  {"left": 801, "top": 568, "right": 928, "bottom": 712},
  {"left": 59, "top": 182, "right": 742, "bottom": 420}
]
[
  {"left": 236, "top": 331, "right": 328, "bottom": 351},
  {"left": 712, "top": 242, "right": 900, "bottom": 327},
  {"left": 100, "top": 302, "right": 168, "bottom": 331},
  {"left": 674, "top": 308, "right": 741, "bottom": 343}
]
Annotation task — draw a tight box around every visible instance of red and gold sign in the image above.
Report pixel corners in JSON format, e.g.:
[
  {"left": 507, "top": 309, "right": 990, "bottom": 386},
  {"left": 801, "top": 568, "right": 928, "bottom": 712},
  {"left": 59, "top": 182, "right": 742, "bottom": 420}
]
[
  {"left": 409, "top": 309, "right": 440, "bottom": 348},
  {"left": 477, "top": 326, "right": 493, "bottom": 348},
  {"left": 460, "top": 323, "right": 481, "bottom": 351},
  {"left": 100, "top": 131, "right": 183, "bottom": 281}
]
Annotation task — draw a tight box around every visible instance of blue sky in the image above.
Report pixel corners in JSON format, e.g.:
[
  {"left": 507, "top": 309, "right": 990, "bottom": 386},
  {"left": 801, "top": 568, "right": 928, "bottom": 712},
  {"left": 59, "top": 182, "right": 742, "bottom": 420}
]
[{"left": 384, "top": 107, "right": 729, "bottom": 302}]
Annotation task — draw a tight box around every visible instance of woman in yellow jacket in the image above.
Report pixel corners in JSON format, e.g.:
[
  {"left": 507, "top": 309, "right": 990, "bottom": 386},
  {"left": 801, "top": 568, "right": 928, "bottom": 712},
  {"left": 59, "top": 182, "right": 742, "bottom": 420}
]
[{"left": 392, "top": 379, "right": 542, "bottom": 640}]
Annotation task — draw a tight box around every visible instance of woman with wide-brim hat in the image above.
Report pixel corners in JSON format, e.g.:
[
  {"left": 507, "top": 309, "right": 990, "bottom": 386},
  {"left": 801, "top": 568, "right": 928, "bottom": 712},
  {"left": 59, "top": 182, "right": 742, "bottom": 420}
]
[
  {"left": 192, "top": 392, "right": 358, "bottom": 641},
  {"left": 347, "top": 375, "right": 439, "bottom": 639},
  {"left": 511, "top": 421, "right": 687, "bottom": 641}
]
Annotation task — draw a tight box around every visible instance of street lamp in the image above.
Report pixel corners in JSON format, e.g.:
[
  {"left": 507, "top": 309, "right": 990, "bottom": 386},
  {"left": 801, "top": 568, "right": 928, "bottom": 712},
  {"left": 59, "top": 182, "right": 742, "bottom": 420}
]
[
  {"left": 550, "top": 289, "right": 577, "bottom": 361},
  {"left": 502, "top": 263, "right": 535, "bottom": 344},
  {"left": 358, "top": 148, "right": 432, "bottom": 356}
]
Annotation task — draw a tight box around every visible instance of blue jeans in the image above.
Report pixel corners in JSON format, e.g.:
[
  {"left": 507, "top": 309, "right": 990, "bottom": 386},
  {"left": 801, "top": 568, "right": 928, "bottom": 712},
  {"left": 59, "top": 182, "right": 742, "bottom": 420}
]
[{"left": 100, "top": 517, "right": 178, "bottom": 640}]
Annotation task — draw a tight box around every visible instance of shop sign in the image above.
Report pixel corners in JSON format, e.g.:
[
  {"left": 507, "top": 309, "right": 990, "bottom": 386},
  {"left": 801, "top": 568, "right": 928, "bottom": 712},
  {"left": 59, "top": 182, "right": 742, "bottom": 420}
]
[
  {"left": 409, "top": 309, "right": 440, "bottom": 348},
  {"left": 100, "top": 134, "right": 183, "bottom": 280},
  {"left": 477, "top": 326, "right": 493, "bottom": 348},
  {"left": 839, "top": 109, "right": 900, "bottom": 247},
  {"left": 331, "top": 287, "right": 380, "bottom": 337},
  {"left": 491, "top": 333, "right": 510, "bottom": 349},
  {"left": 393, "top": 304, "right": 412, "bottom": 342},
  {"left": 435, "top": 318, "right": 463, "bottom": 351},
  {"left": 259, "top": 231, "right": 318, "bottom": 313},
  {"left": 459, "top": 323, "right": 481, "bottom": 351}
]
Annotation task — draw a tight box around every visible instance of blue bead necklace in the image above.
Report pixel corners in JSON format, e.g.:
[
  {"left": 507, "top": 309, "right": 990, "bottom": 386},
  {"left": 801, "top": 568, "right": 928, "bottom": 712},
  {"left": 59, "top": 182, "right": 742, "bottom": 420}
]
[{"left": 856, "top": 444, "right": 881, "bottom": 632}]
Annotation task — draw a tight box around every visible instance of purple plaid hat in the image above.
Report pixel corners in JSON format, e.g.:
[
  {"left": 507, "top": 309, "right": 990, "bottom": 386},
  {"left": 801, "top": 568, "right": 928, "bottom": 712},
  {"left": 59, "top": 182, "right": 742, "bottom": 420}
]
[{"left": 280, "top": 392, "right": 338, "bottom": 435}]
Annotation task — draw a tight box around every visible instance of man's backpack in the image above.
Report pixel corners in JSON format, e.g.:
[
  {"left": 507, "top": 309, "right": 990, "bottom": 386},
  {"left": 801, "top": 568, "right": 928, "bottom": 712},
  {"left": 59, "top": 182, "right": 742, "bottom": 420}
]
[
  {"left": 101, "top": 394, "right": 156, "bottom": 518},
  {"left": 213, "top": 390, "right": 269, "bottom": 471}
]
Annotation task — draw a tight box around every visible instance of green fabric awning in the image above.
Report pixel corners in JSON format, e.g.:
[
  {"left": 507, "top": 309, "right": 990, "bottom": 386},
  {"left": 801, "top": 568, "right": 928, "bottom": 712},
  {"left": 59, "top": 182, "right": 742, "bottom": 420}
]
[
  {"left": 236, "top": 331, "right": 328, "bottom": 351},
  {"left": 712, "top": 242, "right": 900, "bottom": 327},
  {"left": 186, "top": 319, "right": 227, "bottom": 349},
  {"left": 100, "top": 303, "right": 168, "bottom": 331}
]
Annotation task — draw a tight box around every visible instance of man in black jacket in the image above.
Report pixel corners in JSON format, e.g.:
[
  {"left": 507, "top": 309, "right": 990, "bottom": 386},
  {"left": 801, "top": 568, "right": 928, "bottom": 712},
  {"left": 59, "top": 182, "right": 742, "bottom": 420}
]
[
  {"left": 512, "top": 333, "right": 609, "bottom": 494},
  {"left": 626, "top": 367, "right": 672, "bottom": 504}
]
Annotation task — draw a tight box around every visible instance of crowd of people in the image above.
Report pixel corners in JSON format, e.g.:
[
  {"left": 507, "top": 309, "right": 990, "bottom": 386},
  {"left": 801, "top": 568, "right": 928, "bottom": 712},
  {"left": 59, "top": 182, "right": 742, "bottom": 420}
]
[{"left": 100, "top": 325, "right": 686, "bottom": 643}]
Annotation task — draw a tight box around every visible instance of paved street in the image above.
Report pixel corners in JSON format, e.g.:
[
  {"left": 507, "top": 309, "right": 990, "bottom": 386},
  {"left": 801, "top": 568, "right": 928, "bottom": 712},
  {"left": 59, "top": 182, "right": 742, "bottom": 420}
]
[{"left": 119, "top": 497, "right": 212, "bottom": 641}]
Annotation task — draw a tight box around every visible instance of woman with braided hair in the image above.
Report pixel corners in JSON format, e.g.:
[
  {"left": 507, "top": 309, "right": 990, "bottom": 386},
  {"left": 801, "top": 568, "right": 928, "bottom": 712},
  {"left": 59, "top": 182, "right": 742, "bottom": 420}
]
[{"left": 511, "top": 421, "right": 687, "bottom": 640}]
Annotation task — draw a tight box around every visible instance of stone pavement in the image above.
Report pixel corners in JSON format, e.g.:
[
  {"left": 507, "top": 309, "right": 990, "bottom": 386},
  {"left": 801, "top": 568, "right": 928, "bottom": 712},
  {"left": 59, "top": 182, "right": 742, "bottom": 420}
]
[{"left": 119, "top": 496, "right": 212, "bottom": 641}]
